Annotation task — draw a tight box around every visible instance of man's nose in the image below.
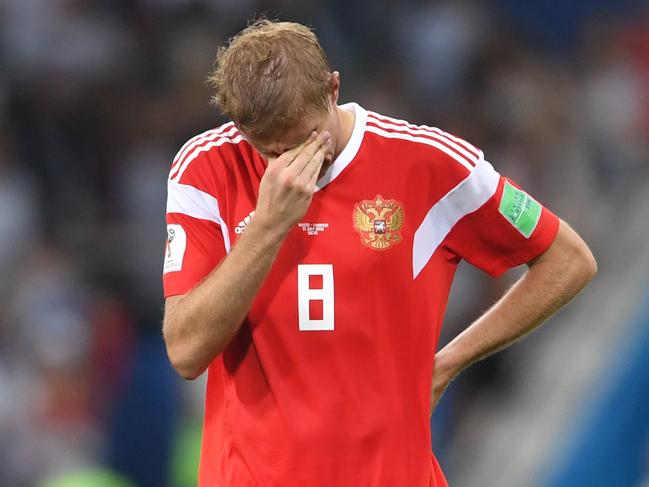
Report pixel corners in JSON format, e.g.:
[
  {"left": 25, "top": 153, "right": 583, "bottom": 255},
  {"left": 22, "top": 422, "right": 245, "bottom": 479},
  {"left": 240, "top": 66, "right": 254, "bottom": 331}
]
[{"left": 268, "top": 148, "right": 286, "bottom": 159}]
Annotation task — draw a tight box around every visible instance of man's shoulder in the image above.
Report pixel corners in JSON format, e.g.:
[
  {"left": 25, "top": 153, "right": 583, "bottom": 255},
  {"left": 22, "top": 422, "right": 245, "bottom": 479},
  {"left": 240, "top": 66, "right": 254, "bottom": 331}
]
[
  {"left": 168, "top": 122, "right": 252, "bottom": 186},
  {"left": 362, "top": 109, "right": 483, "bottom": 174}
]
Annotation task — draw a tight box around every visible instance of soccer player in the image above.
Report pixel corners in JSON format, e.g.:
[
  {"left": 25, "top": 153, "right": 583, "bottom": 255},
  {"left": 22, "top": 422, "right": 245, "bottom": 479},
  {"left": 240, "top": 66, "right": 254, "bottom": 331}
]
[{"left": 161, "top": 20, "right": 596, "bottom": 487}]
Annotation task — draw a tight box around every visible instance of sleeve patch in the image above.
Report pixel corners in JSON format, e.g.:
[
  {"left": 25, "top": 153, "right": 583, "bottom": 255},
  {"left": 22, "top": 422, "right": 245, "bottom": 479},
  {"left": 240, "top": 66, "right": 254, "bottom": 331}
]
[
  {"left": 498, "top": 181, "right": 542, "bottom": 238},
  {"left": 163, "top": 224, "right": 187, "bottom": 273}
]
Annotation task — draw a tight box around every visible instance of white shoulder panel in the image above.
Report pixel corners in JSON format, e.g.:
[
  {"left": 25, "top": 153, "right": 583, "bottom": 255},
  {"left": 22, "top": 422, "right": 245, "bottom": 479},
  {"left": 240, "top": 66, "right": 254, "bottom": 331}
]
[
  {"left": 412, "top": 158, "right": 499, "bottom": 278},
  {"left": 166, "top": 180, "right": 231, "bottom": 252}
]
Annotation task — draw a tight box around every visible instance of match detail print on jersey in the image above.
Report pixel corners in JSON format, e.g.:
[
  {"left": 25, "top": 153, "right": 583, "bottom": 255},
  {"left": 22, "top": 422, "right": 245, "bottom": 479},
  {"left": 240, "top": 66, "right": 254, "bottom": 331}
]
[
  {"left": 353, "top": 195, "right": 405, "bottom": 251},
  {"left": 163, "top": 224, "right": 187, "bottom": 274},
  {"left": 499, "top": 181, "right": 542, "bottom": 238},
  {"left": 298, "top": 223, "right": 329, "bottom": 236}
]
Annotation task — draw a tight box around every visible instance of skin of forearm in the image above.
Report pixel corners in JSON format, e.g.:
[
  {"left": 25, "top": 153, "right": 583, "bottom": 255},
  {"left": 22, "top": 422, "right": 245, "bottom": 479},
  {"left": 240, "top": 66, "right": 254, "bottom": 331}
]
[
  {"left": 163, "top": 218, "right": 287, "bottom": 379},
  {"left": 437, "top": 222, "right": 597, "bottom": 381}
]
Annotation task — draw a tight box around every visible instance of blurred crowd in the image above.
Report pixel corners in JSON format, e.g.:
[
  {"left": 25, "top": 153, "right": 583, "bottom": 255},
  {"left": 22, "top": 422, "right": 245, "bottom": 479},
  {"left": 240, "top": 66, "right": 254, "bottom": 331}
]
[{"left": 0, "top": 0, "right": 648, "bottom": 486}]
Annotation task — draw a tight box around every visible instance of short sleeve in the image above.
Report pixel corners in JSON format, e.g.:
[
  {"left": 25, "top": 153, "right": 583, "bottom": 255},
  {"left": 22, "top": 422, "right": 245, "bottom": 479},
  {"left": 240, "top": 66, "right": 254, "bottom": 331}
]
[
  {"left": 444, "top": 165, "right": 559, "bottom": 277},
  {"left": 162, "top": 179, "right": 229, "bottom": 297}
]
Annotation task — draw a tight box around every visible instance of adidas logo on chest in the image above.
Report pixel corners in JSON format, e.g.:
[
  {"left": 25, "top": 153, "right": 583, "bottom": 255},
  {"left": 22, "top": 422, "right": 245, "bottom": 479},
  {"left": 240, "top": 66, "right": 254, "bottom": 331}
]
[{"left": 235, "top": 211, "right": 255, "bottom": 234}]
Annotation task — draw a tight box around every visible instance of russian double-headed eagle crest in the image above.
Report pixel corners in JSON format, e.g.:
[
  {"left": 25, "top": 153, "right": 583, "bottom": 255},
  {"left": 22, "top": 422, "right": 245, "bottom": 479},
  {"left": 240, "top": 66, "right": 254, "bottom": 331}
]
[{"left": 353, "top": 195, "right": 405, "bottom": 251}]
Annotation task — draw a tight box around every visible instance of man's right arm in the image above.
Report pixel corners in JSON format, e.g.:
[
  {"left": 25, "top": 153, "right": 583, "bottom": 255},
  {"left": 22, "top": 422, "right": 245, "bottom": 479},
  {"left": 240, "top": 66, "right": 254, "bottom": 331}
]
[
  {"left": 163, "top": 217, "right": 286, "bottom": 380},
  {"left": 163, "top": 131, "right": 330, "bottom": 380}
]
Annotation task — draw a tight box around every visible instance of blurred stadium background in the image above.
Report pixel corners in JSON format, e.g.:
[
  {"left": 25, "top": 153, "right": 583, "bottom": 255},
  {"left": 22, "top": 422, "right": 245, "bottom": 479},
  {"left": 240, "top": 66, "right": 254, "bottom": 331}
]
[{"left": 1, "top": 0, "right": 648, "bottom": 486}]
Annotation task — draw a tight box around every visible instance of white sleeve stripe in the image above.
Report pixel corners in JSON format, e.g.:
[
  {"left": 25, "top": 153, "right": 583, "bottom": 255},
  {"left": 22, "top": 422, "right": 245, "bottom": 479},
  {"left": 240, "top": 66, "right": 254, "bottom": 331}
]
[
  {"left": 166, "top": 180, "right": 231, "bottom": 253},
  {"left": 431, "top": 128, "right": 481, "bottom": 159},
  {"left": 366, "top": 118, "right": 479, "bottom": 165},
  {"left": 170, "top": 126, "right": 240, "bottom": 180},
  {"left": 367, "top": 111, "right": 482, "bottom": 158},
  {"left": 220, "top": 218, "right": 231, "bottom": 253},
  {"left": 170, "top": 123, "right": 234, "bottom": 173},
  {"left": 365, "top": 126, "right": 474, "bottom": 171},
  {"left": 171, "top": 125, "right": 239, "bottom": 176},
  {"left": 167, "top": 180, "right": 221, "bottom": 223},
  {"left": 412, "top": 159, "right": 500, "bottom": 278},
  {"left": 171, "top": 135, "right": 244, "bottom": 183}
]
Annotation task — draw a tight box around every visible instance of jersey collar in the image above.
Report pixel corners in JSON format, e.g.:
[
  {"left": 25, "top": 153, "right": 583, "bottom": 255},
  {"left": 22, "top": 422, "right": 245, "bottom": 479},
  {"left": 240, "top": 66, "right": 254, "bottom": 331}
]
[{"left": 315, "top": 102, "right": 367, "bottom": 192}]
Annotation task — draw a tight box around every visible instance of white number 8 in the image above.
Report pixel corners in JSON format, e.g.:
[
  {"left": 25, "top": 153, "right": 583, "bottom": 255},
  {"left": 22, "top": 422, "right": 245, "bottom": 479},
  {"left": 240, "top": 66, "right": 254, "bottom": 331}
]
[{"left": 297, "top": 264, "right": 335, "bottom": 331}]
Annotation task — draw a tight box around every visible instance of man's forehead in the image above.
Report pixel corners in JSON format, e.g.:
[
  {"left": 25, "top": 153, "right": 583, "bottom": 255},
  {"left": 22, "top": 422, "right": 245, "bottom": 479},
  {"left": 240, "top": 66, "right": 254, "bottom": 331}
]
[
  {"left": 265, "top": 125, "right": 311, "bottom": 145},
  {"left": 245, "top": 118, "right": 318, "bottom": 152}
]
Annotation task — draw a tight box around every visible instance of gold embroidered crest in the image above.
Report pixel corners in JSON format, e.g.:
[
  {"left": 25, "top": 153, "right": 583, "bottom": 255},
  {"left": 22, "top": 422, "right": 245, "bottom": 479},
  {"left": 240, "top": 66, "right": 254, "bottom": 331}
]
[{"left": 353, "top": 195, "right": 405, "bottom": 251}]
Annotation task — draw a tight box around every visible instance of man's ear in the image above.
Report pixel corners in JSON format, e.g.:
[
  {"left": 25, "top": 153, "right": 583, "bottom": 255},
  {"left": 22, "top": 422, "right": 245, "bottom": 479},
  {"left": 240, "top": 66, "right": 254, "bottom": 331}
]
[{"left": 329, "top": 71, "right": 341, "bottom": 106}]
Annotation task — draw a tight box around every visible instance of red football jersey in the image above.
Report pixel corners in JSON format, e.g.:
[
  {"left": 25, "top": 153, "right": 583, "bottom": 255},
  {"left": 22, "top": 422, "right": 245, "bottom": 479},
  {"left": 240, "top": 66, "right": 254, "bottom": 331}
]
[{"left": 163, "top": 103, "right": 559, "bottom": 487}]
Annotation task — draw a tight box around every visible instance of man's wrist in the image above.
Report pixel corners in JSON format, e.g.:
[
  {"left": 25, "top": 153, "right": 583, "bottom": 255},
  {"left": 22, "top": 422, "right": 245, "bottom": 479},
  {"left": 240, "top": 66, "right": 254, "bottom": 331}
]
[{"left": 244, "top": 214, "right": 291, "bottom": 246}]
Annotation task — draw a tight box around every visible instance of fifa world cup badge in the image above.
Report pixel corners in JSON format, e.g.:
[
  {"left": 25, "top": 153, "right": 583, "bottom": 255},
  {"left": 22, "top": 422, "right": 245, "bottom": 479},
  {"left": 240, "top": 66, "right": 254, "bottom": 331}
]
[
  {"left": 353, "top": 195, "right": 405, "bottom": 251},
  {"left": 164, "top": 224, "right": 187, "bottom": 273}
]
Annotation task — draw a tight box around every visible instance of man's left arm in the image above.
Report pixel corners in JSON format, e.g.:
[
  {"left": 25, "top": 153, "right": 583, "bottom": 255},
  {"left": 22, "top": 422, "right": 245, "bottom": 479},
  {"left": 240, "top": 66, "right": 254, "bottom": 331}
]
[{"left": 430, "top": 219, "right": 597, "bottom": 412}]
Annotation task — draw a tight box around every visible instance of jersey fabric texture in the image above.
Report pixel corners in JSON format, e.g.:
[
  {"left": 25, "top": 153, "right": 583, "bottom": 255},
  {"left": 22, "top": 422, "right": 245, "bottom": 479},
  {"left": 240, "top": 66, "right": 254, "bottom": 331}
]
[{"left": 162, "top": 103, "right": 560, "bottom": 487}]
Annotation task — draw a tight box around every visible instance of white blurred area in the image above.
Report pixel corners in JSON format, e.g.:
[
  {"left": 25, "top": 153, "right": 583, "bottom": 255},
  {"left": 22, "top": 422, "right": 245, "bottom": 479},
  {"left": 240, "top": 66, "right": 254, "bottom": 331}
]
[{"left": 0, "top": 1, "right": 648, "bottom": 486}]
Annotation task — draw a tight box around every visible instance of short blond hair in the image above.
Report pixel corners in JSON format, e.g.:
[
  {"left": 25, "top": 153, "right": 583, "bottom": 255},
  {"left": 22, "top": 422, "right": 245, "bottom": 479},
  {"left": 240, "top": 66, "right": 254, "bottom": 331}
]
[{"left": 207, "top": 20, "right": 332, "bottom": 137}]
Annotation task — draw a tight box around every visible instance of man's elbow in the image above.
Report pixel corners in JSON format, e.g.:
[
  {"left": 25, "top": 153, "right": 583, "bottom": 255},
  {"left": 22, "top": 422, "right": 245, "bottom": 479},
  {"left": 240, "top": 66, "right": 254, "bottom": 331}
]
[
  {"left": 569, "top": 237, "right": 598, "bottom": 287},
  {"left": 171, "top": 356, "right": 205, "bottom": 381},
  {"left": 162, "top": 320, "right": 208, "bottom": 381},
  {"left": 576, "top": 236, "right": 597, "bottom": 283},
  {"left": 547, "top": 221, "right": 598, "bottom": 286},
  {"left": 165, "top": 342, "right": 206, "bottom": 381},
  {"left": 533, "top": 222, "right": 598, "bottom": 293},
  {"left": 582, "top": 247, "right": 598, "bottom": 282}
]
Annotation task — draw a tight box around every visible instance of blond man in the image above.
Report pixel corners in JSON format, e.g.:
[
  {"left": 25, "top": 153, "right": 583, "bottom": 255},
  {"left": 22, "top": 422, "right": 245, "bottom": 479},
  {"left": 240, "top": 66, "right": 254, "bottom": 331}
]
[{"left": 162, "top": 20, "right": 596, "bottom": 487}]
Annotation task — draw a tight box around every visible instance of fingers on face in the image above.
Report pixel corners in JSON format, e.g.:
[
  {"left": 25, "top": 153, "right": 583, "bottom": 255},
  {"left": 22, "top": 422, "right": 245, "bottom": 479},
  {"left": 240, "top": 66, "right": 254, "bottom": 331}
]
[
  {"left": 285, "top": 131, "right": 320, "bottom": 163},
  {"left": 291, "top": 131, "right": 331, "bottom": 175},
  {"left": 296, "top": 144, "right": 328, "bottom": 190},
  {"left": 265, "top": 132, "right": 316, "bottom": 168},
  {"left": 290, "top": 131, "right": 318, "bottom": 159},
  {"left": 266, "top": 131, "right": 330, "bottom": 195},
  {"left": 306, "top": 154, "right": 325, "bottom": 189}
]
